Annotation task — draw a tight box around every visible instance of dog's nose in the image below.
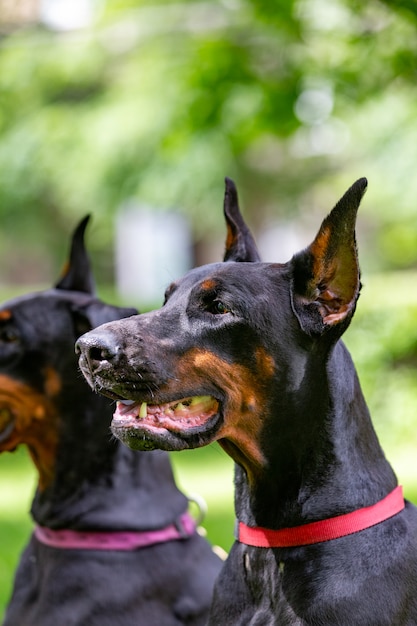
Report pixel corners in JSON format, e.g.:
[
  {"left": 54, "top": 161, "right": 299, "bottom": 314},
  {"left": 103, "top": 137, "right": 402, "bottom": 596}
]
[{"left": 76, "top": 330, "right": 121, "bottom": 372}]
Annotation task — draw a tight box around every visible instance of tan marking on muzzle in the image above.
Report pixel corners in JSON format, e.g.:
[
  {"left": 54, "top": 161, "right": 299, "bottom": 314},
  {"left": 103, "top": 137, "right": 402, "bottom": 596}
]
[
  {"left": 44, "top": 366, "right": 62, "bottom": 398},
  {"left": 165, "top": 347, "right": 276, "bottom": 484},
  {"left": 0, "top": 374, "right": 59, "bottom": 491}
]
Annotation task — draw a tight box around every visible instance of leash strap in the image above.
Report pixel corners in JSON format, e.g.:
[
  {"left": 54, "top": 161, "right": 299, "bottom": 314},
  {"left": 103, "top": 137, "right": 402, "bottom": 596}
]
[
  {"left": 34, "top": 511, "right": 196, "bottom": 551},
  {"left": 237, "top": 485, "right": 405, "bottom": 548}
]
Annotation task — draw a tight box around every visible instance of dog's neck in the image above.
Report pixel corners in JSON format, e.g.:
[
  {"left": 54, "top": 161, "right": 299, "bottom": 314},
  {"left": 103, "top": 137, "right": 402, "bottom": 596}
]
[
  {"left": 31, "top": 395, "right": 188, "bottom": 531},
  {"left": 230, "top": 340, "right": 397, "bottom": 530}
]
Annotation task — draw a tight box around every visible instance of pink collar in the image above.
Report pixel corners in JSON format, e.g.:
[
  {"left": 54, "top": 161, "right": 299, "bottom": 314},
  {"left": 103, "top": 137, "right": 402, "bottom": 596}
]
[
  {"left": 34, "top": 512, "right": 196, "bottom": 551},
  {"left": 237, "top": 485, "right": 405, "bottom": 548}
]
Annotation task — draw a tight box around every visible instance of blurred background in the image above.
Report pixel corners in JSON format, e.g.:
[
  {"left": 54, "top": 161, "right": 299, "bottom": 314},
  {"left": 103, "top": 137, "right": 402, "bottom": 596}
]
[{"left": 0, "top": 0, "right": 417, "bottom": 617}]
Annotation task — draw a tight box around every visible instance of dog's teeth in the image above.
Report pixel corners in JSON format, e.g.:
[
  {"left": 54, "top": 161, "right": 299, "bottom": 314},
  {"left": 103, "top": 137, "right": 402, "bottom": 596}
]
[
  {"left": 190, "top": 395, "right": 210, "bottom": 405},
  {"left": 139, "top": 402, "right": 147, "bottom": 418},
  {"left": 175, "top": 403, "right": 185, "bottom": 412},
  {"left": 120, "top": 399, "right": 135, "bottom": 406}
]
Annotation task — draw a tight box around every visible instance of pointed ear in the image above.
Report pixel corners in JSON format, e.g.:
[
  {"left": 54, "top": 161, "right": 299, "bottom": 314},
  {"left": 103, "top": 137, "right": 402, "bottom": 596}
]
[
  {"left": 223, "top": 177, "right": 261, "bottom": 263},
  {"left": 55, "top": 215, "right": 95, "bottom": 294},
  {"left": 290, "top": 178, "right": 367, "bottom": 334}
]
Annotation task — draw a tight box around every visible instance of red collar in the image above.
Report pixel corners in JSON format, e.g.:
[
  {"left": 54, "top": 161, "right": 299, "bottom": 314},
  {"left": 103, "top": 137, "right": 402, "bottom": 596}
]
[
  {"left": 34, "top": 512, "right": 196, "bottom": 551},
  {"left": 237, "top": 485, "right": 404, "bottom": 548}
]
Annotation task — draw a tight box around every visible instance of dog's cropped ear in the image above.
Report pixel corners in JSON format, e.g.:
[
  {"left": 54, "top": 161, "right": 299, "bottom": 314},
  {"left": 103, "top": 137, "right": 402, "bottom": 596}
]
[
  {"left": 290, "top": 178, "right": 367, "bottom": 335},
  {"left": 223, "top": 177, "right": 261, "bottom": 263},
  {"left": 55, "top": 215, "right": 95, "bottom": 294},
  {"left": 71, "top": 302, "right": 138, "bottom": 338}
]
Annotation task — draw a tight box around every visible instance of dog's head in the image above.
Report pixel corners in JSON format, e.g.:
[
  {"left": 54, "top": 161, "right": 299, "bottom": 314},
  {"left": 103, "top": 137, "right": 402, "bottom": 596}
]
[
  {"left": 0, "top": 216, "right": 136, "bottom": 488},
  {"left": 77, "top": 178, "right": 367, "bottom": 481}
]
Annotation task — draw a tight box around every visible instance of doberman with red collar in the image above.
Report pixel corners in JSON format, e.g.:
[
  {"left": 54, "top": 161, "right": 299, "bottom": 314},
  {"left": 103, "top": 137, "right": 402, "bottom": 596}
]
[
  {"left": 0, "top": 217, "right": 222, "bottom": 626},
  {"left": 77, "top": 179, "right": 417, "bottom": 625}
]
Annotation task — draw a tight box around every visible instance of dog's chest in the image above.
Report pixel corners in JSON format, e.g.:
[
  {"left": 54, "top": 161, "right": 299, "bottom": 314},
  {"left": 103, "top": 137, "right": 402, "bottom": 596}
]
[{"left": 242, "top": 548, "right": 305, "bottom": 625}]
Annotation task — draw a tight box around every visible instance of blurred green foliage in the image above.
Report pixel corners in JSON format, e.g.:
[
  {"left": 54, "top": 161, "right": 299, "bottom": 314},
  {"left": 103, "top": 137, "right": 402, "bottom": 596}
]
[{"left": 0, "top": 0, "right": 417, "bottom": 284}]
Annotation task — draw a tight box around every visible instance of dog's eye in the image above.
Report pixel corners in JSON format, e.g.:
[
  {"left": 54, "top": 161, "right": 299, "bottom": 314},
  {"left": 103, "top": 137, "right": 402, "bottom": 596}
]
[
  {"left": 208, "top": 300, "right": 231, "bottom": 315},
  {"left": 0, "top": 328, "right": 19, "bottom": 343}
]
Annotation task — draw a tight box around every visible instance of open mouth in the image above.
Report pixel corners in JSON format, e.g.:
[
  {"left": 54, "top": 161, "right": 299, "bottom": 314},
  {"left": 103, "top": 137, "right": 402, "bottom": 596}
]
[
  {"left": 0, "top": 407, "right": 15, "bottom": 444},
  {"left": 111, "top": 395, "right": 221, "bottom": 451}
]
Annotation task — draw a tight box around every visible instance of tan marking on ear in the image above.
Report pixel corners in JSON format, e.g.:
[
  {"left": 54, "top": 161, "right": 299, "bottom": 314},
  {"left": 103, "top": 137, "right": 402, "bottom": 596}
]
[
  {"left": 304, "top": 223, "right": 359, "bottom": 325},
  {"left": 322, "top": 308, "right": 351, "bottom": 324},
  {"left": 225, "top": 224, "right": 236, "bottom": 254},
  {"left": 0, "top": 374, "right": 59, "bottom": 491},
  {"left": 0, "top": 310, "right": 12, "bottom": 321},
  {"left": 309, "top": 225, "right": 332, "bottom": 289},
  {"left": 59, "top": 260, "right": 70, "bottom": 279}
]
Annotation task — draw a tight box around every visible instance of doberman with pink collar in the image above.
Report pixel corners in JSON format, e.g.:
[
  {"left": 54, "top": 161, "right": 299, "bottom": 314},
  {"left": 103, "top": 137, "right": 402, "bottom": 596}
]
[
  {"left": 77, "top": 179, "right": 417, "bottom": 625},
  {"left": 0, "top": 217, "right": 221, "bottom": 626}
]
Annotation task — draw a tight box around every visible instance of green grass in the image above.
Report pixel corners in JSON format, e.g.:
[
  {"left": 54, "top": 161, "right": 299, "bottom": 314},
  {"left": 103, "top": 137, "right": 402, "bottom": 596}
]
[
  {"left": 170, "top": 445, "right": 235, "bottom": 551},
  {"left": 0, "top": 448, "right": 35, "bottom": 617}
]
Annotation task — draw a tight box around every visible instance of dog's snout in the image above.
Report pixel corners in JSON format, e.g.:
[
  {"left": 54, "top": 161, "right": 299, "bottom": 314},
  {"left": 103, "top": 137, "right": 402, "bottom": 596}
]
[{"left": 76, "top": 331, "right": 121, "bottom": 371}]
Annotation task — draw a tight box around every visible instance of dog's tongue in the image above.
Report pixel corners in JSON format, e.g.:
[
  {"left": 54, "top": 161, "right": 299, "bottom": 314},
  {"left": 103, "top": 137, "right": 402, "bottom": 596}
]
[
  {"left": 114, "top": 396, "right": 217, "bottom": 422},
  {"left": 115, "top": 400, "right": 145, "bottom": 419}
]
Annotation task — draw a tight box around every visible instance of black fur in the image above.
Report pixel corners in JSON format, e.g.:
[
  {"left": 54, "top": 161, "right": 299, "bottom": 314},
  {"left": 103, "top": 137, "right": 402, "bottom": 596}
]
[
  {"left": 0, "top": 216, "right": 221, "bottom": 626},
  {"left": 77, "top": 181, "right": 417, "bottom": 624}
]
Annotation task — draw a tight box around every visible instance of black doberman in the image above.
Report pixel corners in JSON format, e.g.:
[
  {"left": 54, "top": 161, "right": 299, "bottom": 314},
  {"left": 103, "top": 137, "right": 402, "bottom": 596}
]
[
  {"left": 0, "top": 217, "right": 221, "bottom": 626},
  {"left": 77, "top": 179, "right": 417, "bottom": 625}
]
